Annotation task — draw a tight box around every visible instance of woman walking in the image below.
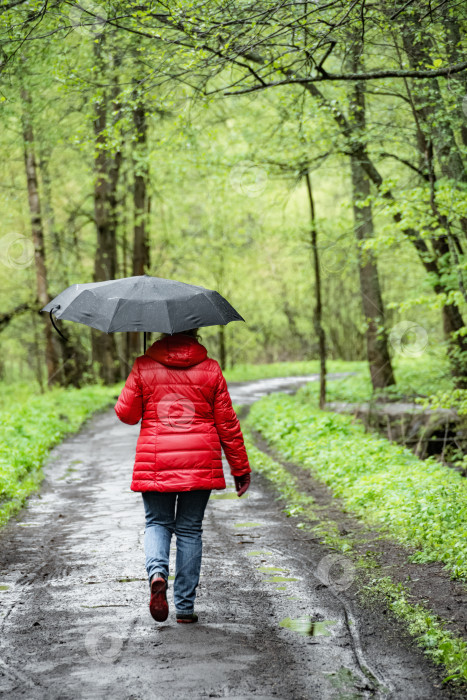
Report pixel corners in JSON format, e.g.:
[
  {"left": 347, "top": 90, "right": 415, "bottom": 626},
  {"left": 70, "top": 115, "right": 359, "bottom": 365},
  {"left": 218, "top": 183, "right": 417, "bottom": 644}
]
[{"left": 114, "top": 329, "right": 251, "bottom": 624}]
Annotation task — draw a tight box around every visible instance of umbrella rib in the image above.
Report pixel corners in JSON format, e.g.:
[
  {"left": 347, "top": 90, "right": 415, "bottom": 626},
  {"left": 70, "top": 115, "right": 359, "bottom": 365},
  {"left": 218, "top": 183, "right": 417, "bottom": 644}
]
[
  {"left": 202, "top": 291, "right": 229, "bottom": 323},
  {"left": 105, "top": 296, "right": 125, "bottom": 333},
  {"left": 167, "top": 299, "right": 174, "bottom": 334}
]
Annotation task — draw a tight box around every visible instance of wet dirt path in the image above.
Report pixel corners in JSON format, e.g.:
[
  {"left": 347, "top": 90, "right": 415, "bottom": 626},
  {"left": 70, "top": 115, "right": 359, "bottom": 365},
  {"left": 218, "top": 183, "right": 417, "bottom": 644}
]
[{"left": 0, "top": 375, "right": 461, "bottom": 699}]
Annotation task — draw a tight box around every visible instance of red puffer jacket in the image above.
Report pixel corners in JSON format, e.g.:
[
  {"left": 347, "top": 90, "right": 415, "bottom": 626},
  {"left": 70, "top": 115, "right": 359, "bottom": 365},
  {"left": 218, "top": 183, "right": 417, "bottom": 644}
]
[{"left": 115, "top": 333, "right": 251, "bottom": 492}]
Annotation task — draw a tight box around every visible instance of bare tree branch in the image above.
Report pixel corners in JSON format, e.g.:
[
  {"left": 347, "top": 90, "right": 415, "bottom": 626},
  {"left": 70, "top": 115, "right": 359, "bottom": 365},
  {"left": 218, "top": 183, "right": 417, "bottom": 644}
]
[
  {"left": 0, "top": 302, "right": 33, "bottom": 333},
  {"left": 223, "top": 60, "right": 467, "bottom": 93}
]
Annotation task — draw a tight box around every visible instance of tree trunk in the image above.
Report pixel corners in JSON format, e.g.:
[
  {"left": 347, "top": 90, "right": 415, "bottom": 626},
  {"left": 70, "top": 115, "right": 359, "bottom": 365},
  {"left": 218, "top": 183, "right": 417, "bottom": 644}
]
[
  {"left": 21, "top": 87, "right": 61, "bottom": 387},
  {"left": 441, "top": 13, "right": 467, "bottom": 150},
  {"left": 304, "top": 171, "right": 326, "bottom": 408},
  {"left": 38, "top": 150, "right": 64, "bottom": 276},
  {"left": 133, "top": 100, "right": 150, "bottom": 276},
  {"left": 350, "top": 154, "right": 395, "bottom": 389},
  {"left": 129, "top": 96, "right": 150, "bottom": 359},
  {"left": 31, "top": 304, "right": 44, "bottom": 393},
  {"left": 347, "top": 56, "right": 395, "bottom": 390},
  {"left": 38, "top": 149, "right": 89, "bottom": 387},
  {"left": 91, "top": 38, "right": 121, "bottom": 385}
]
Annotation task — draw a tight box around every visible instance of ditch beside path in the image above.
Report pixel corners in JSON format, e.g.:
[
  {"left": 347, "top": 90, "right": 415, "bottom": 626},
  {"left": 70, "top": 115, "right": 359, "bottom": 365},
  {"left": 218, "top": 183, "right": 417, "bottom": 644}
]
[{"left": 0, "top": 375, "right": 463, "bottom": 699}]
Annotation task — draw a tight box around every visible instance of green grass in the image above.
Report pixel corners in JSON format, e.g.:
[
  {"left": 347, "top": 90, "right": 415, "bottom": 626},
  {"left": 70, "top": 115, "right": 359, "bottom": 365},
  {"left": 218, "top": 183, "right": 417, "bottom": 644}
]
[
  {"left": 242, "top": 429, "right": 344, "bottom": 545},
  {"left": 0, "top": 383, "right": 119, "bottom": 527},
  {"left": 0, "top": 382, "right": 44, "bottom": 411},
  {"left": 246, "top": 392, "right": 467, "bottom": 580}
]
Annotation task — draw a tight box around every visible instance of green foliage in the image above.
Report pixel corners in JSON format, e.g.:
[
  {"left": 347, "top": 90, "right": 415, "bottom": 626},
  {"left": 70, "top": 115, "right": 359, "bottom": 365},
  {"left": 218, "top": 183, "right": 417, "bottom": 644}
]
[
  {"left": 0, "top": 383, "right": 118, "bottom": 527},
  {"left": 246, "top": 392, "right": 467, "bottom": 579},
  {"left": 420, "top": 388, "right": 467, "bottom": 416},
  {"left": 2, "top": 2, "right": 461, "bottom": 378}
]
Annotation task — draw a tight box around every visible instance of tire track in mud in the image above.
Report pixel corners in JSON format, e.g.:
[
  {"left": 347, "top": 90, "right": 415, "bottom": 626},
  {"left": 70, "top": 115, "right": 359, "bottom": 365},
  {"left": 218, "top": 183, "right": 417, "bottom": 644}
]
[{"left": 0, "top": 375, "right": 463, "bottom": 699}]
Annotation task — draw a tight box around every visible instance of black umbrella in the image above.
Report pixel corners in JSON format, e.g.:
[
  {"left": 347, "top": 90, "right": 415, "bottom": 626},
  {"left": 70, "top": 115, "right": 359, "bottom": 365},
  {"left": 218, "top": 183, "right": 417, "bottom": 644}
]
[{"left": 40, "top": 275, "right": 244, "bottom": 349}]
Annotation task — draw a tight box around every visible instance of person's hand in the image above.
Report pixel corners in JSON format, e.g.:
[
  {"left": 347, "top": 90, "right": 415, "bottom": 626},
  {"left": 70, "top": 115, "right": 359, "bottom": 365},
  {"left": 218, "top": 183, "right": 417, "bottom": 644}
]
[{"left": 234, "top": 473, "right": 251, "bottom": 497}]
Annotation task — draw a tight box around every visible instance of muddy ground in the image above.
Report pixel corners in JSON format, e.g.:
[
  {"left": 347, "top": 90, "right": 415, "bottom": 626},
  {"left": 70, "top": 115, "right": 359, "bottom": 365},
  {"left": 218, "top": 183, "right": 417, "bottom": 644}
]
[{"left": 0, "top": 375, "right": 465, "bottom": 699}]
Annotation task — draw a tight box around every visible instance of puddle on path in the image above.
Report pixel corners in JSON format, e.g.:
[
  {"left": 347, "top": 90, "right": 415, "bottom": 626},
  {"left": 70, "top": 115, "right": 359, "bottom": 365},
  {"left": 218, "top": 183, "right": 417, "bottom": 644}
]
[
  {"left": 211, "top": 493, "right": 239, "bottom": 500},
  {"left": 234, "top": 522, "right": 263, "bottom": 528},
  {"left": 246, "top": 551, "right": 273, "bottom": 556},
  {"left": 325, "top": 667, "right": 366, "bottom": 699},
  {"left": 280, "top": 616, "right": 337, "bottom": 637},
  {"left": 258, "top": 566, "right": 287, "bottom": 573},
  {"left": 264, "top": 575, "right": 299, "bottom": 583},
  {"left": 55, "top": 462, "right": 85, "bottom": 482}
]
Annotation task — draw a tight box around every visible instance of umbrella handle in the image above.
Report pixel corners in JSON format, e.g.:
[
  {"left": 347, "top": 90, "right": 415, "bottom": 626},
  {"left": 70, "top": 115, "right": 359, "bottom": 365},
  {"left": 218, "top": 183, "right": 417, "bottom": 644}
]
[
  {"left": 144, "top": 332, "right": 147, "bottom": 353},
  {"left": 49, "top": 306, "right": 68, "bottom": 341}
]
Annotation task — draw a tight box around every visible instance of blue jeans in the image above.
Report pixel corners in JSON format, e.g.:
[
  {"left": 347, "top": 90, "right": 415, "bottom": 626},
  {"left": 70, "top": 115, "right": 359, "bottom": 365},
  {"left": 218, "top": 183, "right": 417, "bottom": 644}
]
[{"left": 142, "top": 490, "right": 211, "bottom": 614}]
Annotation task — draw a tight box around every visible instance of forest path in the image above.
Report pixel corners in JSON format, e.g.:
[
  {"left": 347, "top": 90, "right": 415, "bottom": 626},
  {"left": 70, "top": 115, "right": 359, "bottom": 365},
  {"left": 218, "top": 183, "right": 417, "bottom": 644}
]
[{"left": 0, "top": 375, "right": 461, "bottom": 699}]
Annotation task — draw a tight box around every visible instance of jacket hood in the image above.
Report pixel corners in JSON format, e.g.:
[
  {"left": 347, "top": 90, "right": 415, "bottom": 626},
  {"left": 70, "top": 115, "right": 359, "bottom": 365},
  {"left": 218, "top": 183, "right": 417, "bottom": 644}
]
[{"left": 146, "top": 334, "right": 208, "bottom": 368}]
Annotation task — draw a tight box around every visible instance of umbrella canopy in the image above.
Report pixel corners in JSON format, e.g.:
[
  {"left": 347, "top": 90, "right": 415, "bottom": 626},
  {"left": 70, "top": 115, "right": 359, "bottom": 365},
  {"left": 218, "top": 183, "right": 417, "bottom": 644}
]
[{"left": 40, "top": 275, "right": 244, "bottom": 334}]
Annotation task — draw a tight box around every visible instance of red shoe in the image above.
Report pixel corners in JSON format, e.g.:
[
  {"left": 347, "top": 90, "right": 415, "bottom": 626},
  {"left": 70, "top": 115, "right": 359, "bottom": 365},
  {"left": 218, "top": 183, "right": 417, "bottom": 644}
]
[{"left": 149, "top": 574, "right": 169, "bottom": 622}]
